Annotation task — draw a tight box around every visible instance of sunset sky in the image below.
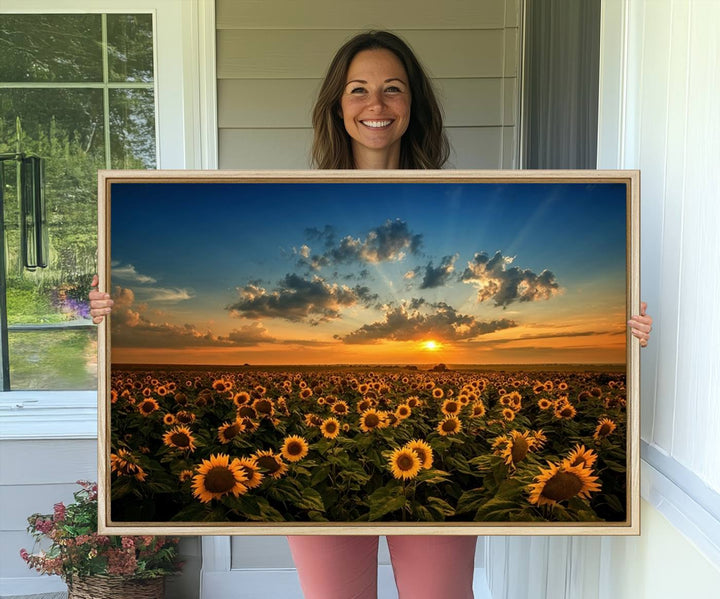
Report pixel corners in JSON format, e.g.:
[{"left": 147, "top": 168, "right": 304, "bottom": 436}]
[{"left": 109, "top": 180, "right": 628, "bottom": 365}]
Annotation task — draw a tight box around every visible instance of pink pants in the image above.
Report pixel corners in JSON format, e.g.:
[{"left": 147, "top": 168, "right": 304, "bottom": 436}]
[{"left": 287, "top": 535, "right": 477, "bottom": 599}]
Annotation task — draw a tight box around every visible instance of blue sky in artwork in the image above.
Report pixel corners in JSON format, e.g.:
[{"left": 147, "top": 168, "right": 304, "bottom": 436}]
[{"left": 109, "top": 181, "right": 627, "bottom": 365}]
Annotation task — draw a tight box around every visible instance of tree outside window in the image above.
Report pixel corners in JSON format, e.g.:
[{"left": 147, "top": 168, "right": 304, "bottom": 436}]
[{"left": 0, "top": 13, "right": 156, "bottom": 390}]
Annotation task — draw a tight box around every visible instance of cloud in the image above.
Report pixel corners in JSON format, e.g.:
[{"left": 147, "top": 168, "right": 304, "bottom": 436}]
[
  {"left": 227, "top": 273, "right": 379, "bottom": 324},
  {"left": 420, "top": 254, "right": 458, "bottom": 289},
  {"left": 300, "top": 219, "right": 422, "bottom": 270},
  {"left": 111, "top": 262, "right": 191, "bottom": 303},
  {"left": 143, "top": 288, "right": 194, "bottom": 303},
  {"left": 461, "top": 251, "right": 560, "bottom": 307},
  {"left": 112, "top": 263, "right": 157, "bottom": 284},
  {"left": 338, "top": 299, "right": 517, "bottom": 344},
  {"left": 111, "top": 286, "right": 275, "bottom": 348}
]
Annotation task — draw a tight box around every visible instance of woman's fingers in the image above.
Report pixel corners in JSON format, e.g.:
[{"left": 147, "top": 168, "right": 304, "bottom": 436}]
[
  {"left": 89, "top": 274, "right": 113, "bottom": 324},
  {"left": 627, "top": 302, "right": 652, "bottom": 348}
]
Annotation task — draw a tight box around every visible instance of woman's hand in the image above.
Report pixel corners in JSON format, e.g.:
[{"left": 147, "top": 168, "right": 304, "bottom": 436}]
[
  {"left": 89, "top": 274, "right": 114, "bottom": 324},
  {"left": 628, "top": 301, "right": 652, "bottom": 347}
]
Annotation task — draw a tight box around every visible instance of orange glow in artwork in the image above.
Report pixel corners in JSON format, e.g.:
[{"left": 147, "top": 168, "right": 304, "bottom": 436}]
[{"left": 422, "top": 340, "right": 441, "bottom": 351}]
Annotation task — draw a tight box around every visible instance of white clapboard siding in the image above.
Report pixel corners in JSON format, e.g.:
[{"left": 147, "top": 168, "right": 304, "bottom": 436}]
[
  {"left": 0, "top": 439, "right": 97, "bottom": 584},
  {"left": 218, "top": 126, "right": 514, "bottom": 170},
  {"left": 218, "top": 78, "right": 517, "bottom": 128},
  {"left": 219, "top": 128, "right": 313, "bottom": 169},
  {"left": 216, "top": 0, "right": 516, "bottom": 30},
  {"left": 216, "top": 1, "right": 521, "bottom": 172},
  {"left": 218, "top": 29, "right": 513, "bottom": 80}
]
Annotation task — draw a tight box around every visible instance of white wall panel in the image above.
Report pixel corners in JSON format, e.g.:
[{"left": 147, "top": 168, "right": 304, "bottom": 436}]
[{"left": 672, "top": 2, "right": 720, "bottom": 485}]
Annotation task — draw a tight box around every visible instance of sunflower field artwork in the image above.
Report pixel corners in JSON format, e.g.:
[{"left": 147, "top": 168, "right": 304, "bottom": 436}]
[{"left": 99, "top": 170, "right": 640, "bottom": 535}]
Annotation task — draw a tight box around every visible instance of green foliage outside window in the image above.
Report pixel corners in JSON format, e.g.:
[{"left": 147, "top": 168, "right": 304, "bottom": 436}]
[{"left": 0, "top": 13, "right": 156, "bottom": 390}]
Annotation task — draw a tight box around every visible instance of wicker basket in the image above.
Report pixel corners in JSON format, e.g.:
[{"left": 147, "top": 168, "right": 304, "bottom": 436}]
[{"left": 67, "top": 575, "right": 165, "bottom": 599}]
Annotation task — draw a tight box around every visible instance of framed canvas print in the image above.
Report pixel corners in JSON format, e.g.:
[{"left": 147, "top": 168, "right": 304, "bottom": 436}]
[{"left": 97, "top": 170, "right": 640, "bottom": 536}]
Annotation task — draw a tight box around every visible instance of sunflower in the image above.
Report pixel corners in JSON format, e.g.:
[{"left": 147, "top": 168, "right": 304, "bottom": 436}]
[
  {"left": 235, "top": 457, "right": 264, "bottom": 488},
  {"left": 593, "top": 417, "right": 617, "bottom": 441},
  {"left": 406, "top": 396, "right": 421, "bottom": 408},
  {"left": 437, "top": 415, "right": 462, "bottom": 436},
  {"left": 388, "top": 447, "right": 422, "bottom": 480},
  {"left": 111, "top": 389, "right": 118, "bottom": 404},
  {"left": 441, "top": 399, "right": 461, "bottom": 416},
  {"left": 237, "top": 405, "right": 257, "bottom": 419},
  {"left": 537, "top": 398, "right": 553, "bottom": 410},
  {"left": 528, "top": 461, "right": 601, "bottom": 507},
  {"left": 385, "top": 413, "right": 400, "bottom": 427},
  {"left": 331, "top": 400, "right": 349, "bottom": 416},
  {"left": 320, "top": 417, "right": 341, "bottom": 439},
  {"left": 470, "top": 401, "right": 486, "bottom": 418},
  {"left": 163, "top": 413, "right": 176, "bottom": 426},
  {"left": 501, "top": 408, "right": 516, "bottom": 421},
  {"left": 252, "top": 397, "right": 275, "bottom": 418},
  {"left": 212, "top": 378, "right": 231, "bottom": 393},
  {"left": 359, "top": 409, "right": 383, "bottom": 432},
  {"left": 405, "top": 439, "right": 434, "bottom": 469},
  {"left": 233, "top": 391, "right": 251, "bottom": 407},
  {"left": 253, "top": 449, "right": 289, "bottom": 479},
  {"left": 356, "top": 398, "right": 373, "bottom": 413},
  {"left": 175, "top": 410, "right": 196, "bottom": 425},
  {"left": 432, "top": 387, "right": 445, "bottom": 400},
  {"left": 217, "top": 419, "right": 245, "bottom": 444},
  {"left": 532, "top": 429, "right": 548, "bottom": 449},
  {"left": 192, "top": 454, "right": 248, "bottom": 503},
  {"left": 305, "top": 413, "right": 322, "bottom": 427},
  {"left": 498, "top": 430, "right": 534, "bottom": 467},
  {"left": 554, "top": 402, "right": 577, "bottom": 420},
  {"left": 179, "top": 469, "right": 194, "bottom": 482},
  {"left": 110, "top": 449, "right": 147, "bottom": 481},
  {"left": 240, "top": 417, "right": 259, "bottom": 432},
  {"left": 137, "top": 398, "right": 160, "bottom": 416},
  {"left": 163, "top": 425, "right": 197, "bottom": 451},
  {"left": 299, "top": 387, "right": 313, "bottom": 399},
  {"left": 491, "top": 435, "right": 511, "bottom": 453},
  {"left": 395, "top": 404, "right": 412, "bottom": 419},
  {"left": 281, "top": 435, "right": 309, "bottom": 462},
  {"left": 565, "top": 444, "right": 598, "bottom": 469}
]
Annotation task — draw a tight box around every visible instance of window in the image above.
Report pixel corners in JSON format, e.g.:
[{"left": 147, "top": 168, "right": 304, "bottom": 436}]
[{"left": 0, "top": 13, "right": 156, "bottom": 390}]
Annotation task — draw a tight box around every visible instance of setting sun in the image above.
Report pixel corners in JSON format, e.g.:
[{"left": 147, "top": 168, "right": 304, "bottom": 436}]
[{"left": 422, "top": 340, "right": 441, "bottom": 351}]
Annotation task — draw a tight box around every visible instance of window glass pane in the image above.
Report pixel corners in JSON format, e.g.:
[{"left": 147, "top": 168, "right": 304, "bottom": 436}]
[
  {"left": 8, "top": 329, "right": 97, "bottom": 390},
  {"left": 0, "top": 89, "right": 106, "bottom": 161},
  {"left": 107, "top": 14, "right": 154, "bottom": 83},
  {"left": 0, "top": 14, "right": 102, "bottom": 82},
  {"left": 1, "top": 13, "right": 156, "bottom": 391},
  {"left": 110, "top": 89, "right": 156, "bottom": 169}
]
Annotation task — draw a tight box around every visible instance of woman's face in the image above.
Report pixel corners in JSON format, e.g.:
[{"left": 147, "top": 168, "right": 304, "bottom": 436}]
[{"left": 340, "top": 48, "right": 411, "bottom": 166}]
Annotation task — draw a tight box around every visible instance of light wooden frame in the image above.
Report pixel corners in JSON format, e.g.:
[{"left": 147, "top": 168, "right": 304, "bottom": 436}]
[{"left": 98, "top": 169, "right": 640, "bottom": 536}]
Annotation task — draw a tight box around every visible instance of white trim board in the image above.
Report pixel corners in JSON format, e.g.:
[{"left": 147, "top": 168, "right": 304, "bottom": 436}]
[
  {"left": 0, "top": 391, "right": 96, "bottom": 440},
  {"left": 641, "top": 453, "right": 720, "bottom": 568}
]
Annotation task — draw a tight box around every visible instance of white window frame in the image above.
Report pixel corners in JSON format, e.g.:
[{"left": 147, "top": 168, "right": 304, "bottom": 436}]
[{"left": 0, "top": 0, "right": 217, "bottom": 440}]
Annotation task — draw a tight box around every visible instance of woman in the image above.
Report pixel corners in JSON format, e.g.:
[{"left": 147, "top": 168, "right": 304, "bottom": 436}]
[{"left": 90, "top": 31, "right": 653, "bottom": 599}]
